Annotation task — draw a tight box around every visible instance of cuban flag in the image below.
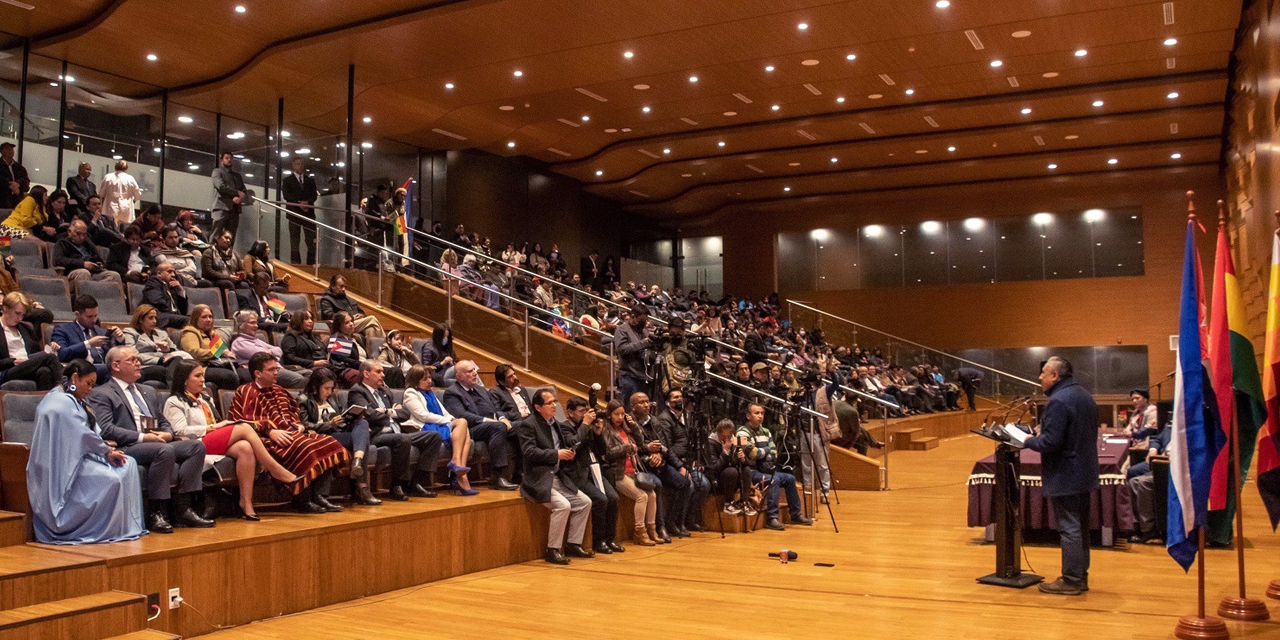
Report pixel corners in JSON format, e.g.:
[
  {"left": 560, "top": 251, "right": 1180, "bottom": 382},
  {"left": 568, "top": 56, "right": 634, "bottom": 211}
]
[
  {"left": 1167, "top": 215, "right": 1224, "bottom": 570},
  {"left": 328, "top": 336, "right": 353, "bottom": 357}
]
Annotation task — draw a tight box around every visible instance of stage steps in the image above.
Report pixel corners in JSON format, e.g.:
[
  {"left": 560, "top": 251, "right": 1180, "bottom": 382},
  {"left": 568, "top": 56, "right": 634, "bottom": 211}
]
[
  {"left": 100, "top": 630, "right": 181, "bottom": 640},
  {"left": 906, "top": 437, "right": 940, "bottom": 451},
  {"left": 0, "top": 590, "right": 148, "bottom": 640},
  {"left": 0, "top": 513, "right": 25, "bottom": 548}
]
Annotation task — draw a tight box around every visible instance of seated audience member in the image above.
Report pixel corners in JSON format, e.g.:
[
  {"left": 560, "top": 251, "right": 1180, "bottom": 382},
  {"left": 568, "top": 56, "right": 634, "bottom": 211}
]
[
  {"left": 1124, "top": 389, "right": 1159, "bottom": 439},
  {"left": 326, "top": 311, "right": 368, "bottom": 386},
  {"left": 402, "top": 364, "right": 476, "bottom": 495},
  {"left": 235, "top": 272, "right": 289, "bottom": 334},
  {"left": 655, "top": 388, "right": 709, "bottom": 532},
  {"left": 81, "top": 195, "right": 124, "bottom": 248},
  {"left": 0, "top": 292, "right": 63, "bottom": 389},
  {"left": 153, "top": 225, "right": 206, "bottom": 287},
  {"left": 631, "top": 392, "right": 690, "bottom": 541},
  {"left": 280, "top": 310, "right": 329, "bottom": 375},
  {"left": 0, "top": 184, "right": 56, "bottom": 241},
  {"left": 492, "top": 363, "right": 533, "bottom": 422},
  {"left": 133, "top": 205, "right": 164, "bottom": 248},
  {"left": 242, "top": 241, "right": 289, "bottom": 291},
  {"left": 107, "top": 225, "right": 154, "bottom": 284},
  {"left": 299, "top": 367, "right": 379, "bottom": 505},
  {"left": 175, "top": 209, "right": 209, "bottom": 250},
  {"left": 375, "top": 329, "right": 418, "bottom": 389},
  {"left": 564, "top": 397, "right": 623, "bottom": 554},
  {"left": 202, "top": 229, "right": 247, "bottom": 290},
  {"left": 53, "top": 294, "right": 125, "bottom": 380},
  {"left": 164, "top": 360, "right": 301, "bottom": 520},
  {"left": 230, "top": 311, "right": 305, "bottom": 389},
  {"left": 317, "top": 274, "right": 384, "bottom": 340},
  {"left": 348, "top": 359, "right": 441, "bottom": 500},
  {"left": 122, "top": 304, "right": 192, "bottom": 384},
  {"left": 737, "top": 403, "right": 812, "bottom": 531},
  {"left": 706, "top": 419, "right": 748, "bottom": 515},
  {"left": 54, "top": 219, "right": 122, "bottom": 295},
  {"left": 179, "top": 304, "right": 240, "bottom": 390},
  {"left": 1128, "top": 424, "right": 1171, "bottom": 544},
  {"left": 442, "top": 359, "right": 519, "bottom": 490},
  {"left": 86, "top": 346, "right": 214, "bottom": 533},
  {"left": 419, "top": 322, "right": 456, "bottom": 375},
  {"left": 28, "top": 359, "right": 146, "bottom": 544},
  {"left": 142, "top": 261, "right": 189, "bottom": 329},
  {"left": 517, "top": 388, "right": 593, "bottom": 564},
  {"left": 230, "top": 352, "right": 350, "bottom": 513},
  {"left": 604, "top": 400, "right": 658, "bottom": 546},
  {"left": 0, "top": 281, "right": 53, "bottom": 335}
]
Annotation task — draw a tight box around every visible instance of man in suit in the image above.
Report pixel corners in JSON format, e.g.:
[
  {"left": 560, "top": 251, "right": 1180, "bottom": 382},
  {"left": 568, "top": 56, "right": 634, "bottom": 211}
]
[
  {"left": 955, "top": 366, "right": 984, "bottom": 411},
  {"left": 211, "top": 152, "right": 246, "bottom": 243},
  {"left": 348, "top": 359, "right": 441, "bottom": 501},
  {"left": 81, "top": 194, "right": 123, "bottom": 248},
  {"left": 561, "top": 397, "right": 623, "bottom": 554},
  {"left": 0, "top": 142, "right": 28, "bottom": 210},
  {"left": 86, "top": 346, "right": 213, "bottom": 533},
  {"left": 492, "top": 363, "right": 533, "bottom": 422},
  {"left": 282, "top": 157, "right": 319, "bottom": 265},
  {"left": 53, "top": 295, "right": 125, "bottom": 379},
  {"left": 743, "top": 319, "right": 778, "bottom": 366},
  {"left": 142, "top": 262, "right": 189, "bottom": 329},
  {"left": 654, "top": 388, "right": 709, "bottom": 532},
  {"left": 65, "top": 162, "right": 96, "bottom": 216},
  {"left": 632, "top": 392, "right": 690, "bottom": 540},
  {"left": 579, "top": 250, "right": 599, "bottom": 290},
  {"left": 517, "top": 388, "right": 593, "bottom": 564},
  {"left": 54, "top": 219, "right": 122, "bottom": 296},
  {"left": 1024, "top": 356, "right": 1100, "bottom": 596},
  {"left": 235, "top": 273, "right": 289, "bottom": 334},
  {"left": 107, "top": 224, "right": 154, "bottom": 284},
  {"left": 442, "top": 359, "right": 519, "bottom": 490}
]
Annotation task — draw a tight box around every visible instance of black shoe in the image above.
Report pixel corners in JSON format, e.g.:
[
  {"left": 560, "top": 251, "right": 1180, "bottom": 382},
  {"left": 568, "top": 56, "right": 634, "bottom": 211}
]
[
  {"left": 349, "top": 456, "right": 366, "bottom": 480},
  {"left": 565, "top": 543, "right": 595, "bottom": 559},
  {"left": 175, "top": 508, "right": 216, "bottom": 528},
  {"left": 388, "top": 485, "right": 409, "bottom": 501},
  {"left": 492, "top": 477, "right": 519, "bottom": 491},
  {"left": 672, "top": 526, "right": 690, "bottom": 538},
  {"left": 544, "top": 548, "right": 569, "bottom": 565},
  {"left": 147, "top": 512, "right": 174, "bottom": 534},
  {"left": 1037, "top": 578, "right": 1083, "bottom": 596},
  {"left": 353, "top": 484, "right": 382, "bottom": 506},
  {"left": 241, "top": 513, "right": 261, "bottom": 522},
  {"left": 764, "top": 517, "right": 786, "bottom": 531},
  {"left": 406, "top": 483, "right": 437, "bottom": 498},
  {"left": 594, "top": 541, "right": 613, "bottom": 554},
  {"left": 686, "top": 523, "right": 704, "bottom": 533},
  {"left": 313, "top": 494, "right": 344, "bottom": 513},
  {"left": 790, "top": 513, "right": 814, "bottom": 526},
  {"left": 607, "top": 541, "right": 626, "bottom": 553},
  {"left": 656, "top": 526, "right": 672, "bottom": 543},
  {"left": 292, "top": 500, "right": 326, "bottom": 514}
]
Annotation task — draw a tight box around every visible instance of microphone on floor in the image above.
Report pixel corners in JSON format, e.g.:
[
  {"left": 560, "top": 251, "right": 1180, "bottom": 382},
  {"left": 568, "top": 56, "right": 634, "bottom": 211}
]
[{"left": 769, "top": 549, "right": 798, "bottom": 563}]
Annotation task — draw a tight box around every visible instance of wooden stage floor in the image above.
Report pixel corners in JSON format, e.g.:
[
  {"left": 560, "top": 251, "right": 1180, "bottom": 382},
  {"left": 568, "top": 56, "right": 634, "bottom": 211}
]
[{"left": 195, "top": 435, "right": 1280, "bottom": 640}]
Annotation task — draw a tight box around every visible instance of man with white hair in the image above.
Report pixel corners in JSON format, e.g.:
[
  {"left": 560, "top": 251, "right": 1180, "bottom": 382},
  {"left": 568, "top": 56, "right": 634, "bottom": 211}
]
[{"left": 443, "top": 359, "right": 519, "bottom": 490}]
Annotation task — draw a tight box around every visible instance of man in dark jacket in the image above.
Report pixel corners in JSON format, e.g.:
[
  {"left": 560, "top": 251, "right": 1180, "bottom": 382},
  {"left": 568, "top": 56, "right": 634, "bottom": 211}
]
[
  {"left": 562, "top": 397, "right": 623, "bottom": 554},
  {"left": 348, "top": 360, "right": 440, "bottom": 501},
  {"left": 654, "top": 388, "right": 709, "bottom": 532},
  {"left": 516, "top": 388, "right": 592, "bottom": 564},
  {"left": 1024, "top": 356, "right": 1099, "bottom": 596},
  {"left": 141, "top": 262, "right": 189, "bottom": 329},
  {"left": 743, "top": 319, "right": 778, "bottom": 366},
  {"left": 612, "top": 304, "right": 655, "bottom": 406},
  {"left": 107, "top": 225, "right": 154, "bottom": 283},
  {"left": 955, "top": 366, "right": 984, "bottom": 411},
  {"left": 442, "top": 359, "right": 518, "bottom": 490}
]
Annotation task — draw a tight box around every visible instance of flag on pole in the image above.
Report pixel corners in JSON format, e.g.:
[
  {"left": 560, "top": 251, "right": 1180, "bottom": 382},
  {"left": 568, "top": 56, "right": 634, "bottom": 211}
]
[
  {"left": 1258, "top": 229, "right": 1280, "bottom": 529},
  {"left": 1167, "top": 214, "right": 1224, "bottom": 570},
  {"left": 1207, "top": 220, "right": 1236, "bottom": 511},
  {"left": 265, "top": 297, "right": 287, "bottom": 317},
  {"left": 209, "top": 333, "right": 228, "bottom": 359},
  {"left": 394, "top": 178, "right": 411, "bottom": 236}
]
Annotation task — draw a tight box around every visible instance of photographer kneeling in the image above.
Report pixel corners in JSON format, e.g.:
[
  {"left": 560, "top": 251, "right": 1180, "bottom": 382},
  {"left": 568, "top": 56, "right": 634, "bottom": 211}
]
[{"left": 737, "top": 403, "right": 812, "bottom": 530}]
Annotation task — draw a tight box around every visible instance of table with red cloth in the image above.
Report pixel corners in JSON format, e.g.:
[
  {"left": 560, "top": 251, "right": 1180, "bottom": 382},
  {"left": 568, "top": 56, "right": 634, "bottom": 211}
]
[{"left": 966, "top": 437, "right": 1134, "bottom": 546}]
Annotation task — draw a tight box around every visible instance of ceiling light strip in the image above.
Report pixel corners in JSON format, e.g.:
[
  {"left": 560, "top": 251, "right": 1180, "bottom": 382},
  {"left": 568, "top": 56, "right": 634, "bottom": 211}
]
[
  {"left": 1007, "top": 77, "right": 1020, "bottom": 87},
  {"left": 803, "top": 83, "right": 822, "bottom": 96},
  {"left": 680, "top": 118, "right": 699, "bottom": 125},
  {"left": 745, "top": 164, "right": 765, "bottom": 174},
  {"left": 556, "top": 118, "right": 581, "bottom": 128},
  {"left": 923, "top": 116, "right": 940, "bottom": 128},
  {"left": 628, "top": 190, "right": 650, "bottom": 197},
  {"left": 546, "top": 148, "right": 573, "bottom": 157},
  {"left": 431, "top": 128, "right": 467, "bottom": 141},
  {"left": 1166, "top": 57, "right": 1176, "bottom": 69},
  {"left": 1163, "top": 2, "right": 1175, "bottom": 25},
  {"left": 575, "top": 88, "right": 608, "bottom": 102},
  {"left": 965, "top": 30, "right": 985, "bottom": 50},
  {"left": 797, "top": 130, "right": 816, "bottom": 141},
  {"left": 859, "top": 122, "right": 876, "bottom": 134},
  {"left": 1034, "top": 135, "right": 1045, "bottom": 146},
  {"left": 1170, "top": 123, "right": 1179, "bottom": 134},
  {"left": 733, "top": 93, "right": 753, "bottom": 104},
  {"left": 879, "top": 74, "right": 896, "bottom": 86},
  {"left": 638, "top": 150, "right": 660, "bottom": 159}
]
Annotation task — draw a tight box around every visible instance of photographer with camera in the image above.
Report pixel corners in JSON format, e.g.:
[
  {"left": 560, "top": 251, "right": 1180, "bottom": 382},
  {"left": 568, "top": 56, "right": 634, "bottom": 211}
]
[
  {"left": 705, "top": 419, "right": 748, "bottom": 514},
  {"left": 654, "top": 388, "right": 709, "bottom": 532},
  {"left": 613, "top": 304, "right": 664, "bottom": 405},
  {"left": 737, "top": 403, "right": 812, "bottom": 530},
  {"left": 632, "top": 392, "right": 691, "bottom": 540}
]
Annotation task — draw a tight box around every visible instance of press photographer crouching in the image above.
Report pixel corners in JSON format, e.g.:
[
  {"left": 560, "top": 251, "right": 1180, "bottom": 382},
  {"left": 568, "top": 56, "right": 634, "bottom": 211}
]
[{"left": 737, "top": 403, "right": 812, "bottom": 530}]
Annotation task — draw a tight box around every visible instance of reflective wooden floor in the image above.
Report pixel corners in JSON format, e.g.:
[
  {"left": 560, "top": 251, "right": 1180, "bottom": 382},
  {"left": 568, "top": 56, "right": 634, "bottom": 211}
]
[{"left": 201, "top": 435, "right": 1280, "bottom": 640}]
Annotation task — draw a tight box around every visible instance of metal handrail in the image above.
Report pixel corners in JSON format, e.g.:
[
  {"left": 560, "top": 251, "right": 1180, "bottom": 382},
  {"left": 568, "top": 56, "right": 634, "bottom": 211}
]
[{"left": 786, "top": 299, "right": 1040, "bottom": 388}]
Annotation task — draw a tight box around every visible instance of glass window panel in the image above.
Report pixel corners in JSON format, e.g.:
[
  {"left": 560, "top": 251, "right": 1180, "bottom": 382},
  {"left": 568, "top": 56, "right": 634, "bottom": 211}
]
[
  {"left": 12, "top": 55, "right": 62, "bottom": 192},
  {"left": 949, "top": 218, "right": 996, "bottom": 284},
  {"left": 163, "top": 103, "right": 218, "bottom": 216},
  {"left": 776, "top": 231, "right": 816, "bottom": 292},
  {"left": 1041, "top": 211, "right": 1093, "bottom": 280},
  {"left": 680, "top": 235, "right": 724, "bottom": 299},
  {"left": 1091, "top": 208, "right": 1145, "bottom": 277},
  {"left": 860, "top": 224, "right": 904, "bottom": 288},
  {"left": 994, "top": 218, "right": 1044, "bottom": 282},
  {"left": 903, "top": 220, "right": 948, "bottom": 286},
  {"left": 814, "top": 228, "right": 860, "bottom": 290}
]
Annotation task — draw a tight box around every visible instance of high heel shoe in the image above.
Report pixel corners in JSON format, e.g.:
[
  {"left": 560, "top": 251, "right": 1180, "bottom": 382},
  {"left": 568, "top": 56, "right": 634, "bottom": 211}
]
[
  {"left": 241, "top": 513, "right": 261, "bottom": 522},
  {"left": 447, "top": 461, "right": 471, "bottom": 475},
  {"left": 450, "top": 478, "right": 479, "bottom": 496}
]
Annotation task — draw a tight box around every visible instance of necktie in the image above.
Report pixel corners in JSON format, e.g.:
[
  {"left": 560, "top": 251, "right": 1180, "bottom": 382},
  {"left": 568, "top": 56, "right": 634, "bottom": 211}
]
[
  {"left": 83, "top": 325, "right": 95, "bottom": 362},
  {"left": 128, "top": 384, "right": 152, "bottom": 425}
]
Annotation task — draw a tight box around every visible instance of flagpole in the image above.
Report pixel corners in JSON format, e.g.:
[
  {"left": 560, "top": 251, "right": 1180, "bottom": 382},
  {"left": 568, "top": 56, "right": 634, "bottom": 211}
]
[
  {"left": 1269, "top": 210, "right": 1280, "bottom": 603},
  {"left": 1214, "top": 202, "right": 1270, "bottom": 621}
]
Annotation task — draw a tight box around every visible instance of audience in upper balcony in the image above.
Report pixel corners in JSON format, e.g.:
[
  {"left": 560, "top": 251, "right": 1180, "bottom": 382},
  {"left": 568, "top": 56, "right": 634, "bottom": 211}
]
[
  {"left": 318, "top": 275, "right": 384, "bottom": 340},
  {"left": 283, "top": 156, "right": 319, "bottom": 266},
  {"left": 211, "top": 152, "right": 246, "bottom": 242},
  {"left": 202, "top": 230, "right": 247, "bottom": 291},
  {"left": 154, "top": 224, "right": 207, "bottom": 288},
  {"left": 133, "top": 205, "right": 165, "bottom": 249},
  {"left": 243, "top": 241, "right": 289, "bottom": 292},
  {"left": 82, "top": 194, "right": 122, "bottom": 248}
]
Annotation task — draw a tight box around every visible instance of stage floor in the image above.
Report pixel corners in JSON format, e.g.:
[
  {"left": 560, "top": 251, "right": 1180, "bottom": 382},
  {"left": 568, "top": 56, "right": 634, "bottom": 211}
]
[{"left": 193, "top": 435, "right": 1280, "bottom": 640}]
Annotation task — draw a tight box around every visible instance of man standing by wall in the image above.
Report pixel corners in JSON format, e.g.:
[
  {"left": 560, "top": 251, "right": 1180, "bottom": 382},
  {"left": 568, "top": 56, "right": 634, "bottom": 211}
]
[
  {"left": 1024, "top": 356, "right": 1100, "bottom": 596},
  {"left": 211, "top": 153, "right": 246, "bottom": 242}
]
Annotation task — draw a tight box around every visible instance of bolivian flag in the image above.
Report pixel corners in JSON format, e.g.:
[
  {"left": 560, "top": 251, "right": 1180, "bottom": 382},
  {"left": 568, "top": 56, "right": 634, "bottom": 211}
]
[
  {"left": 209, "top": 332, "right": 228, "bottom": 359},
  {"left": 1258, "top": 228, "right": 1280, "bottom": 529},
  {"left": 266, "top": 297, "right": 287, "bottom": 316}
]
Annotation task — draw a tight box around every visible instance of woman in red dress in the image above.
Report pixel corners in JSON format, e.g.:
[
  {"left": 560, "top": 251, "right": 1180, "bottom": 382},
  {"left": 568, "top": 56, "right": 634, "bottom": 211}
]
[{"left": 163, "top": 360, "right": 300, "bottom": 520}]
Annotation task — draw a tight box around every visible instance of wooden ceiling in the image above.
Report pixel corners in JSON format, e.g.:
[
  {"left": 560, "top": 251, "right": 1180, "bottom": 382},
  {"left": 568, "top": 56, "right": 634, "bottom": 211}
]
[{"left": 1, "top": 0, "right": 1241, "bottom": 223}]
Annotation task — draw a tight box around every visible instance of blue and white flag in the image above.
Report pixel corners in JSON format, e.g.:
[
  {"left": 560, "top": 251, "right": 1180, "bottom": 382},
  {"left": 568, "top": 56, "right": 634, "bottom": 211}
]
[{"left": 1167, "top": 216, "right": 1223, "bottom": 570}]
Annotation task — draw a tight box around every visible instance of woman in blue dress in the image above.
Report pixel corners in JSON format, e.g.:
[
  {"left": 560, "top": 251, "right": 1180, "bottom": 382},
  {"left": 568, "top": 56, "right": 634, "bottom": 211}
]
[
  {"left": 401, "top": 364, "right": 477, "bottom": 495},
  {"left": 27, "top": 359, "right": 146, "bottom": 544}
]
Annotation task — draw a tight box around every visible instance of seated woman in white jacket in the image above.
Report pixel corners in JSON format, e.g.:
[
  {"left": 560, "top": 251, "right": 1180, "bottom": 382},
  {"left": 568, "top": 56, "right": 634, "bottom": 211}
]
[
  {"left": 402, "top": 364, "right": 477, "bottom": 496},
  {"left": 122, "top": 304, "right": 193, "bottom": 384}
]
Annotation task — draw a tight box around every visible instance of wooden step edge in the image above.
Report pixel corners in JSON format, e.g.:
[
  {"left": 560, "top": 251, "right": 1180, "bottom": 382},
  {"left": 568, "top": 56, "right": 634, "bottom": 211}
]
[
  {"left": 100, "top": 630, "right": 182, "bottom": 640},
  {"left": 0, "top": 590, "right": 145, "bottom": 630},
  {"left": 0, "top": 512, "right": 23, "bottom": 523}
]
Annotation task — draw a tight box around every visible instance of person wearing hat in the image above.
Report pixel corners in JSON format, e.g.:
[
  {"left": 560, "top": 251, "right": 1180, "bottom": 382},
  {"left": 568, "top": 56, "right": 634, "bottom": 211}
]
[
  {"left": 1123, "top": 388, "right": 1159, "bottom": 439},
  {"left": 0, "top": 142, "right": 28, "bottom": 210}
]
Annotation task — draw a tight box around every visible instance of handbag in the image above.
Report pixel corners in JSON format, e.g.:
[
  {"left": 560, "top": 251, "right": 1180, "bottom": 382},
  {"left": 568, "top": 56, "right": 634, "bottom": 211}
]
[{"left": 634, "top": 470, "right": 659, "bottom": 492}]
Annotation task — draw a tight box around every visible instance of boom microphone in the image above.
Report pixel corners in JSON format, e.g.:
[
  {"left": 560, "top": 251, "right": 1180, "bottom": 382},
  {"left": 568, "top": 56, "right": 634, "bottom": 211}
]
[{"left": 588, "top": 383, "right": 602, "bottom": 408}]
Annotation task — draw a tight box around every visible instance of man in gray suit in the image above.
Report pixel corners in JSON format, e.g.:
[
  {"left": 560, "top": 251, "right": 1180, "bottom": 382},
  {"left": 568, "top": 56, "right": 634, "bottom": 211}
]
[
  {"left": 211, "top": 152, "right": 247, "bottom": 243},
  {"left": 86, "top": 346, "right": 214, "bottom": 533},
  {"left": 65, "top": 162, "right": 96, "bottom": 217}
]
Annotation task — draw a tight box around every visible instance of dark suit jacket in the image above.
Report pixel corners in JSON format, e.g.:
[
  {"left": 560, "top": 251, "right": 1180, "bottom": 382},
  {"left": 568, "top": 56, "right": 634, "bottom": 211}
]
[
  {"left": 0, "top": 159, "right": 29, "bottom": 210},
  {"left": 654, "top": 409, "right": 690, "bottom": 468},
  {"left": 84, "top": 379, "right": 172, "bottom": 447},
  {"left": 52, "top": 321, "right": 115, "bottom": 363},
  {"left": 142, "top": 276, "right": 189, "bottom": 316},
  {"left": 442, "top": 382, "right": 504, "bottom": 427},
  {"left": 347, "top": 384, "right": 408, "bottom": 436},
  {"left": 106, "top": 242, "right": 153, "bottom": 279},
  {"left": 234, "top": 290, "right": 288, "bottom": 333},
  {"left": 0, "top": 322, "right": 42, "bottom": 377},
  {"left": 636, "top": 415, "right": 679, "bottom": 469},
  {"left": 516, "top": 412, "right": 577, "bottom": 503},
  {"left": 492, "top": 385, "right": 533, "bottom": 422},
  {"left": 743, "top": 331, "right": 772, "bottom": 366},
  {"left": 1025, "top": 378, "right": 1101, "bottom": 497},
  {"left": 281, "top": 173, "right": 318, "bottom": 215},
  {"left": 65, "top": 175, "right": 96, "bottom": 214},
  {"left": 53, "top": 237, "right": 104, "bottom": 272}
]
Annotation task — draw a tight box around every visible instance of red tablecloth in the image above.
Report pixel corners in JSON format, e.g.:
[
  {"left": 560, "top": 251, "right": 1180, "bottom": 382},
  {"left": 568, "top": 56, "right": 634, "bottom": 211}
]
[{"left": 966, "top": 439, "right": 1134, "bottom": 534}]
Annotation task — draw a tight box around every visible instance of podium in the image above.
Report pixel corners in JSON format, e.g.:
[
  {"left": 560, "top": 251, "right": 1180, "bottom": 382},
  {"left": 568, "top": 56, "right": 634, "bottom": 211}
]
[{"left": 977, "top": 442, "right": 1044, "bottom": 588}]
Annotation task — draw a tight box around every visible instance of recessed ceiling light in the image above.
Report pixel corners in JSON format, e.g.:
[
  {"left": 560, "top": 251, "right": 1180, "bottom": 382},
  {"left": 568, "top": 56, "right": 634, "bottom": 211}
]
[
  {"left": 581, "top": 115, "right": 590, "bottom": 122},
  {"left": 935, "top": 0, "right": 950, "bottom": 7},
  {"left": 362, "top": 116, "right": 372, "bottom": 123},
  {"left": 147, "top": 54, "right": 158, "bottom": 61},
  {"left": 688, "top": 75, "right": 698, "bottom": 83},
  {"left": 177, "top": 116, "right": 193, "bottom": 124},
  {"left": 797, "top": 22, "right": 808, "bottom": 30},
  {"left": 1065, "top": 134, "right": 1079, "bottom": 140},
  {"left": 1107, "top": 158, "right": 1118, "bottom": 165},
  {"left": 642, "top": 106, "right": 651, "bottom": 113},
  {"left": 784, "top": 186, "right": 792, "bottom": 192},
  {"left": 1167, "top": 91, "right": 1180, "bottom": 99},
  {"left": 1048, "top": 163, "right": 1058, "bottom": 169},
  {"left": 634, "top": 84, "right": 650, "bottom": 90},
  {"left": 507, "top": 141, "right": 516, "bottom": 148},
  {"left": 281, "top": 131, "right": 290, "bottom": 137},
  {"left": 1043, "top": 71, "right": 1059, "bottom": 78},
  {"left": 1171, "top": 153, "right": 1182, "bottom": 159},
  {"left": 153, "top": 147, "right": 161, "bottom": 153},
  {"left": 905, "top": 89, "right": 915, "bottom": 95},
  {"left": 947, "top": 146, "right": 956, "bottom": 152},
  {"left": 836, "top": 97, "right": 846, "bottom": 103},
  {"left": 621, "top": 128, "right": 631, "bottom": 132},
  {"left": 296, "top": 148, "right": 311, "bottom": 155},
  {"left": 1092, "top": 100, "right": 1104, "bottom": 107},
  {"left": 662, "top": 148, "right": 671, "bottom": 154},
  {"left": 718, "top": 141, "right": 726, "bottom": 147},
  {"left": 801, "top": 59, "right": 819, "bottom": 66},
  {"left": 723, "top": 111, "right": 736, "bottom": 116},
  {"left": 623, "top": 51, "right": 634, "bottom": 59},
  {"left": 513, "top": 70, "right": 523, "bottom": 77},
  {"left": 63, "top": 75, "right": 74, "bottom": 83},
  {"left": 846, "top": 53, "right": 857, "bottom": 61},
  {"left": 915, "top": 149, "right": 928, "bottom": 154},
  {"left": 361, "top": 142, "right": 373, "bottom": 149},
  {"left": 868, "top": 94, "right": 883, "bottom": 99},
  {"left": 234, "top": 5, "right": 246, "bottom": 13},
  {"left": 227, "top": 132, "right": 245, "bottom": 139},
  {"left": 605, "top": 128, "right": 617, "bottom": 133},
  {"left": 681, "top": 173, "right": 692, "bottom": 178},
  {"left": 788, "top": 162, "right": 801, "bottom": 167},
  {"left": 48, "top": 82, "right": 57, "bottom": 87},
  {"left": 595, "top": 170, "right": 604, "bottom": 176},
  {"left": 1074, "top": 49, "right": 1088, "bottom": 57},
  {"left": 1164, "top": 37, "right": 1178, "bottom": 46},
  {"left": 1020, "top": 107, "right": 1032, "bottom": 114},
  {"left": 1012, "top": 30, "right": 1031, "bottom": 38},
  {"left": 990, "top": 60, "right": 1004, "bottom": 67},
  {"left": 499, "top": 105, "right": 515, "bottom": 111},
  {"left": 445, "top": 82, "right": 455, "bottom": 89},
  {"left": 771, "top": 104, "right": 780, "bottom": 111},
  {"left": 765, "top": 65, "right": 775, "bottom": 72},
  {"left": 830, "top": 157, "right": 838, "bottom": 163}
]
